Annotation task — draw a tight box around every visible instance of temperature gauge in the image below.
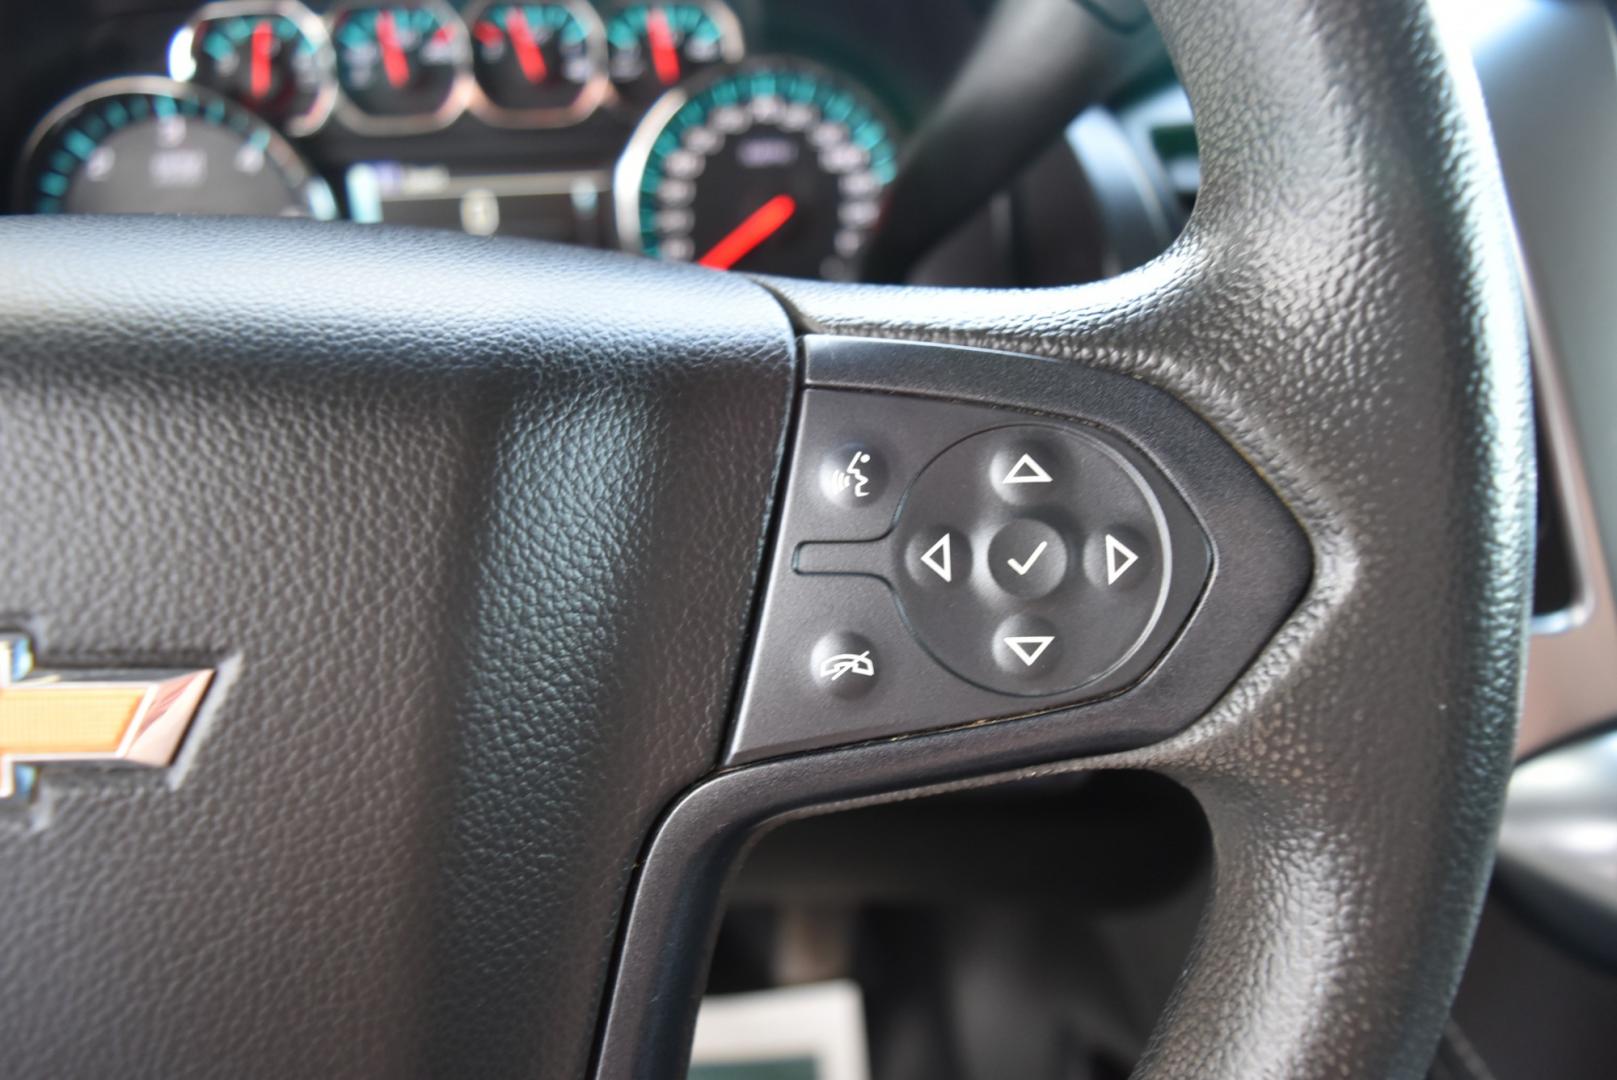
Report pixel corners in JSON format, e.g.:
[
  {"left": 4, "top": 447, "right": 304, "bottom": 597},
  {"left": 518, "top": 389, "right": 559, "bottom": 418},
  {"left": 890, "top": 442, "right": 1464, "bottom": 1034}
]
[
  {"left": 169, "top": 1, "right": 336, "bottom": 136},
  {"left": 329, "top": 0, "right": 471, "bottom": 133},
  {"left": 605, "top": 2, "right": 743, "bottom": 110},
  {"left": 465, "top": 0, "right": 608, "bottom": 126}
]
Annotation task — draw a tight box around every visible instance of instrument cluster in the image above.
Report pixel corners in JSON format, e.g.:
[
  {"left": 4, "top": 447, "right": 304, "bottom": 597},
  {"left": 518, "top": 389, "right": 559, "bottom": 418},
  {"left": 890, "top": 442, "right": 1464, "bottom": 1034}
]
[
  {"left": 164, "top": 0, "right": 745, "bottom": 135},
  {"left": 10, "top": 0, "right": 933, "bottom": 280}
]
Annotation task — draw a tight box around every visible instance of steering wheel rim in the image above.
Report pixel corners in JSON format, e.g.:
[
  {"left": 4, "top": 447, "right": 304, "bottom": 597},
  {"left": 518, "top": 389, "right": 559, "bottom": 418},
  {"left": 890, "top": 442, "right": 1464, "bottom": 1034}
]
[
  {"left": 0, "top": 0, "right": 1530, "bottom": 1077},
  {"left": 752, "top": 0, "right": 1534, "bottom": 1075}
]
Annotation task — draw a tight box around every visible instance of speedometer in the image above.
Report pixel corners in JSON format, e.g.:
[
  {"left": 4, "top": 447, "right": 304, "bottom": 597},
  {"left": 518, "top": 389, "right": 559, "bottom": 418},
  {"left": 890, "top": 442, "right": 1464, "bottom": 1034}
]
[{"left": 613, "top": 59, "right": 898, "bottom": 280}]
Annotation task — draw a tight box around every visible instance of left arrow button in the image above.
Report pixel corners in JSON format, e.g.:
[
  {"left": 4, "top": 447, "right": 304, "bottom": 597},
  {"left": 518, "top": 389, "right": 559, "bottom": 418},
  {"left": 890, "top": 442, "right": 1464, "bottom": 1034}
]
[{"left": 920, "top": 533, "right": 953, "bottom": 582}]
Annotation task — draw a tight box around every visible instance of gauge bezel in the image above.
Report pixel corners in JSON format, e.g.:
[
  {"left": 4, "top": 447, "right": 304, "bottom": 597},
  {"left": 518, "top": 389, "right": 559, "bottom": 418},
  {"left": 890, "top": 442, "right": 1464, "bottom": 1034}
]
[
  {"left": 463, "top": 0, "right": 612, "bottom": 129},
  {"left": 613, "top": 77, "right": 691, "bottom": 253},
  {"left": 13, "top": 74, "right": 336, "bottom": 218},
  {"left": 612, "top": 56, "right": 900, "bottom": 276},
  {"left": 603, "top": 0, "right": 746, "bottom": 115},
  {"left": 326, "top": 0, "right": 475, "bottom": 136},
  {"left": 168, "top": 0, "right": 338, "bottom": 137}
]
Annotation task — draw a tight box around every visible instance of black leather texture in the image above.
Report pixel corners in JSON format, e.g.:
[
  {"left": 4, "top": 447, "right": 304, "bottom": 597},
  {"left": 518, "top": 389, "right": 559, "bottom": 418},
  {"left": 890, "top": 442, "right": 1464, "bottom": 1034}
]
[
  {"left": 762, "top": 0, "right": 1535, "bottom": 1076},
  {"left": 0, "top": 217, "right": 795, "bottom": 1079}
]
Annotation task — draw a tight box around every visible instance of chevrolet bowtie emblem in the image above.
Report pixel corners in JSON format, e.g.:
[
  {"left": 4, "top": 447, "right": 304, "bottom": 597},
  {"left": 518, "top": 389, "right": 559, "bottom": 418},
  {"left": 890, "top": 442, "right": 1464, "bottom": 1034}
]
[{"left": 0, "top": 633, "right": 212, "bottom": 801}]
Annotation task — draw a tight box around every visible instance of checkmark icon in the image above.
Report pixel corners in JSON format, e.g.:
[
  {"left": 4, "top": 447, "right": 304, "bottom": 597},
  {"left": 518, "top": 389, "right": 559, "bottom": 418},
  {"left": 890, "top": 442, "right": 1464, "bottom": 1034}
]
[{"left": 1006, "top": 541, "right": 1050, "bottom": 576}]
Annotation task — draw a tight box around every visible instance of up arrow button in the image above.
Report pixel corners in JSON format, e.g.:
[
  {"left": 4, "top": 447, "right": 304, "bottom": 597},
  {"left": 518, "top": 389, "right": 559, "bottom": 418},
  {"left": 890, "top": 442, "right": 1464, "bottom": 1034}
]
[{"left": 1001, "top": 453, "right": 1053, "bottom": 485}]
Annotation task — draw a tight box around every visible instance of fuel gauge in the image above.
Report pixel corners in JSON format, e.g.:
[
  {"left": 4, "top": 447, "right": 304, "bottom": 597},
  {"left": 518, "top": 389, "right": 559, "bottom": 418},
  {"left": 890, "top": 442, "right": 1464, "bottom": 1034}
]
[
  {"left": 169, "top": 1, "right": 336, "bottom": 136},
  {"left": 605, "top": 2, "right": 743, "bottom": 110},
  {"left": 329, "top": 0, "right": 471, "bottom": 133},
  {"left": 465, "top": 1, "right": 609, "bottom": 127}
]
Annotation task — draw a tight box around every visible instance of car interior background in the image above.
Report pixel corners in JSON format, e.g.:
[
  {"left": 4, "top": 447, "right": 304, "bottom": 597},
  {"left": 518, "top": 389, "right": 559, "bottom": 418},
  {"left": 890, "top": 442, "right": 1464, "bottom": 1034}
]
[{"left": 1, "top": 1, "right": 1614, "bottom": 1078}]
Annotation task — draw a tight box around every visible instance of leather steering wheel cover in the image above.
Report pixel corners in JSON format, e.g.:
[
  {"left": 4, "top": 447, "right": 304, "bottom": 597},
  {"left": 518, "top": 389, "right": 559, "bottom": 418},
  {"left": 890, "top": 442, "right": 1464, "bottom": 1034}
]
[
  {"left": 0, "top": 218, "right": 795, "bottom": 1078},
  {"left": 763, "top": 0, "right": 1534, "bottom": 1075}
]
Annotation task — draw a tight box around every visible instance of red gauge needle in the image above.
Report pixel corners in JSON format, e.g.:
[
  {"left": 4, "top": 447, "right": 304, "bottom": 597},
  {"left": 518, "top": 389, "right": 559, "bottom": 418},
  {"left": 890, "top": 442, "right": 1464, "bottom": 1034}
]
[
  {"left": 506, "top": 8, "right": 549, "bottom": 84},
  {"left": 698, "top": 194, "right": 798, "bottom": 270},
  {"left": 646, "top": 6, "right": 680, "bottom": 86},
  {"left": 250, "top": 20, "right": 273, "bottom": 99},
  {"left": 376, "top": 10, "right": 410, "bottom": 89}
]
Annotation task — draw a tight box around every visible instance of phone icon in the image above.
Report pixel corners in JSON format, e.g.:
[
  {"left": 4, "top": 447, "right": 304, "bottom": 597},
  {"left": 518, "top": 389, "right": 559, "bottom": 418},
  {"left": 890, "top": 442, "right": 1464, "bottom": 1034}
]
[{"left": 819, "top": 651, "right": 875, "bottom": 681}]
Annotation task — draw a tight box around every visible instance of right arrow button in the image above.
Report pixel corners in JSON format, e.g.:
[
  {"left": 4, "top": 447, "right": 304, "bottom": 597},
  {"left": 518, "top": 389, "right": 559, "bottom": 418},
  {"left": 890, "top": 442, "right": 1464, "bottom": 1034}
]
[
  {"left": 1105, "top": 534, "right": 1139, "bottom": 585},
  {"left": 1087, "top": 527, "right": 1151, "bottom": 592}
]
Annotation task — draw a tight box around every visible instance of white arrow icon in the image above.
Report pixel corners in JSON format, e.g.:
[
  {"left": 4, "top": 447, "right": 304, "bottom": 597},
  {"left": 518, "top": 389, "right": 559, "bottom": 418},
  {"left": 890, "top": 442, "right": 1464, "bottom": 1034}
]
[
  {"left": 1105, "top": 534, "right": 1139, "bottom": 585},
  {"left": 1001, "top": 453, "right": 1053, "bottom": 485},
  {"left": 1006, "top": 540, "right": 1049, "bottom": 576},
  {"left": 1003, "top": 635, "right": 1055, "bottom": 666},
  {"left": 920, "top": 533, "right": 953, "bottom": 582}
]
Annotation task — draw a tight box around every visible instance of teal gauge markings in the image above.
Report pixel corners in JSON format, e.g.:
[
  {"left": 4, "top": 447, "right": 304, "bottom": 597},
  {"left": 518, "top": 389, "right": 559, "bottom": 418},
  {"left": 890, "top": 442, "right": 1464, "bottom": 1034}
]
[
  {"left": 174, "top": 4, "right": 337, "bottom": 135},
  {"left": 335, "top": 4, "right": 451, "bottom": 51},
  {"left": 200, "top": 14, "right": 313, "bottom": 63},
  {"left": 330, "top": 2, "right": 469, "bottom": 128},
  {"left": 605, "top": 2, "right": 742, "bottom": 109},
  {"left": 20, "top": 77, "right": 334, "bottom": 218},
  {"left": 466, "top": 0, "right": 607, "bottom": 121},
  {"left": 606, "top": 3, "right": 725, "bottom": 47}
]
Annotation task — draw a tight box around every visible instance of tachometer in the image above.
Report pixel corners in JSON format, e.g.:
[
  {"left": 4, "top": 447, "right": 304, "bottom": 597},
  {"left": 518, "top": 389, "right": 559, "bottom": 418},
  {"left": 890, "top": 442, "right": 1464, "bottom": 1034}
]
[
  {"left": 329, "top": 0, "right": 471, "bottom": 133},
  {"left": 604, "top": 2, "right": 743, "bottom": 110},
  {"left": 614, "top": 59, "right": 898, "bottom": 280},
  {"left": 465, "top": 0, "right": 608, "bottom": 126},
  {"left": 169, "top": 0, "right": 336, "bottom": 136},
  {"left": 16, "top": 76, "right": 336, "bottom": 219}
]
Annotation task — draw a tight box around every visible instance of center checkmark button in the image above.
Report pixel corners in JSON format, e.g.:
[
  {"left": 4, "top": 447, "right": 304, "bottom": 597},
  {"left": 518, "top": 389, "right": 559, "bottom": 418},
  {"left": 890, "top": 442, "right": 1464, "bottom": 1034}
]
[
  {"left": 1006, "top": 540, "right": 1049, "bottom": 576},
  {"left": 988, "top": 519, "right": 1068, "bottom": 598}
]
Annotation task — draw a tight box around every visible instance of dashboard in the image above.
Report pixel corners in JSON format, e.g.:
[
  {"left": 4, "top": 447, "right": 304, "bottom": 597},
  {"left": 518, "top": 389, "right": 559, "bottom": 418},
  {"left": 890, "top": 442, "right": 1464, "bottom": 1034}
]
[{"left": 1, "top": 0, "right": 994, "bottom": 280}]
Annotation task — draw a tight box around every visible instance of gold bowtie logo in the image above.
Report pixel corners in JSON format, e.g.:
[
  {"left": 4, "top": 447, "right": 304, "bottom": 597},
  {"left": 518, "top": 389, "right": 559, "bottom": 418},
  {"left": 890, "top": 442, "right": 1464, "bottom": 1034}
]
[{"left": 0, "top": 633, "right": 212, "bottom": 801}]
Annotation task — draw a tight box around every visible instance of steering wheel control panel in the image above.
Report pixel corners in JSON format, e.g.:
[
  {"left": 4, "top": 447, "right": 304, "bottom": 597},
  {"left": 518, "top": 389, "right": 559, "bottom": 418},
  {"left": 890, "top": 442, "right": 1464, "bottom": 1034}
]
[{"left": 729, "top": 383, "right": 1211, "bottom": 762}]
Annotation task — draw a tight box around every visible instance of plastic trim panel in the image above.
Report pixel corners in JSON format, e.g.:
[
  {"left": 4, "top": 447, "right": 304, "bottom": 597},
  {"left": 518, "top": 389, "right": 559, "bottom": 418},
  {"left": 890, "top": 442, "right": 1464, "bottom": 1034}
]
[{"left": 591, "top": 336, "right": 1309, "bottom": 1080}]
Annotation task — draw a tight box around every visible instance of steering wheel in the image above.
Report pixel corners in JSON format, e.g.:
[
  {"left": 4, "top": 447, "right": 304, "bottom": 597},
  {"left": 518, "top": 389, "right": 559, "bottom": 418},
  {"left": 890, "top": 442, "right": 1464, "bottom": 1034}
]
[{"left": 0, "top": 0, "right": 1532, "bottom": 1077}]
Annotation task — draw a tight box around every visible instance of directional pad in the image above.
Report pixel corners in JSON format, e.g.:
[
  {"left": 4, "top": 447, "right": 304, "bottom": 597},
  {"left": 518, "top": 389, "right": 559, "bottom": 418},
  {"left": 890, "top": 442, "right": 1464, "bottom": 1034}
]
[
  {"left": 717, "top": 326, "right": 1319, "bottom": 766},
  {"left": 735, "top": 383, "right": 1219, "bottom": 761},
  {"left": 870, "top": 424, "right": 1191, "bottom": 695},
  {"left": 789, "top": 412, "right": 1209, "bottom": 697}
]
